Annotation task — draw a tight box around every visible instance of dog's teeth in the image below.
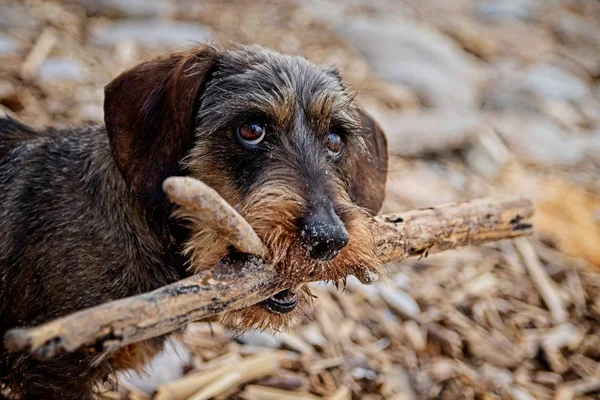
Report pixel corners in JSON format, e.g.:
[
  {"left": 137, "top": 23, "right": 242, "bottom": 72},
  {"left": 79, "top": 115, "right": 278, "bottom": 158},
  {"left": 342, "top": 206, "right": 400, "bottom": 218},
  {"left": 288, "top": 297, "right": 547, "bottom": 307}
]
[
  {"left": 261, "top": 289, "right": 298, "bottom": 314},
  {"left": 270, "top": 290, "right": 297, "bottom": 304}
]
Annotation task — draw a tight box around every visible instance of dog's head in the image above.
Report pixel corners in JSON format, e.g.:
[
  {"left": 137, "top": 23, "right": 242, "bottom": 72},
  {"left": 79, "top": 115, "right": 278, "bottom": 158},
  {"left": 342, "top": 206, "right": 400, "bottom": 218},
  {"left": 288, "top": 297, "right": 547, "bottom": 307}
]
[{"left": 104, "top": 44, "right": 388, "bottom": 330}]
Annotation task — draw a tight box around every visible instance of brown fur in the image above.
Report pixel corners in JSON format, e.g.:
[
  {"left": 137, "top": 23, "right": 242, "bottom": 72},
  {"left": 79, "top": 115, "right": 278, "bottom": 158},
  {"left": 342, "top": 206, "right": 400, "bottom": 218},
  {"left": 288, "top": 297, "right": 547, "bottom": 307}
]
[{"left": 0, "top": 43, "right": 387, "bottom": 399}]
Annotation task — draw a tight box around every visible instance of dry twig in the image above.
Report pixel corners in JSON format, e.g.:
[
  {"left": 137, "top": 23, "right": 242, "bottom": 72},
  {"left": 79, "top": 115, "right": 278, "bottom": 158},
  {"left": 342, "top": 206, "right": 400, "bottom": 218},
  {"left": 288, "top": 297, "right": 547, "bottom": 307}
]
[
  {"left": 516, "top": 238, "right": 567, "bottom": 323},
  {"left": 4, "top": 177, "right": 534, "bottom": 360}
]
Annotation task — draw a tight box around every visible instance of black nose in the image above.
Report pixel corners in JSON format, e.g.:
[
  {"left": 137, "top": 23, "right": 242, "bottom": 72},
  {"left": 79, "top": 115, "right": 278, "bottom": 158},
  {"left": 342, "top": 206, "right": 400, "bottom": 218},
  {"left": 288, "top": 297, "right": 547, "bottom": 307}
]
[{"left": 299, "top": 203, "right": 349, "bottom": 261}]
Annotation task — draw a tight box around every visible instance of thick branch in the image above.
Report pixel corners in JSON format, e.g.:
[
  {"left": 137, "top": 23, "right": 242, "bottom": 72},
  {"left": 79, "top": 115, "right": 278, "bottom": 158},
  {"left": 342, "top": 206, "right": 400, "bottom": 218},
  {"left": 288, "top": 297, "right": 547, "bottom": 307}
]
[{"left": 4, "top": 190, "right": 533, "bottom": 359}]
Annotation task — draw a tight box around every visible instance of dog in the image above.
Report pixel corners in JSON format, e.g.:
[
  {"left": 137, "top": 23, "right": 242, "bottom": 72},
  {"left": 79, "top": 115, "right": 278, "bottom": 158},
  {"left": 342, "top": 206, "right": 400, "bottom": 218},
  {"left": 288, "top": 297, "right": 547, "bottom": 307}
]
[{"left": 0, "top": 44, "right": 388, "bottom": 399}]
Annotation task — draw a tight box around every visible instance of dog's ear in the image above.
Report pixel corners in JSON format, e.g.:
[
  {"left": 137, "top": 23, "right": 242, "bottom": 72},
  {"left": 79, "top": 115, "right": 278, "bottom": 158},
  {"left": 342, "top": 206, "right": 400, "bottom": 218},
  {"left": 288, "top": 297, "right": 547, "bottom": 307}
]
[
  {"left": 348, "top": 108, "right": 388, "bottom": 215},
  {"left": 104, "top": 45, "right": 220, "bottom": 212}
]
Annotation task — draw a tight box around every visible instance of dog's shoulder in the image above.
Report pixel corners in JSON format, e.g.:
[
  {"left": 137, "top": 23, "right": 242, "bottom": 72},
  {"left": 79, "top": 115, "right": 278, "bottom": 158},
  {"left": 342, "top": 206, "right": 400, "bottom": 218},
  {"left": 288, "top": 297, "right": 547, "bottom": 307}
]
[
  {"left": 0, "top": 116, "right": 107, "bottom": 162},
  {"left": 0, "top": 116, "right": 39, "bottom": 143}
]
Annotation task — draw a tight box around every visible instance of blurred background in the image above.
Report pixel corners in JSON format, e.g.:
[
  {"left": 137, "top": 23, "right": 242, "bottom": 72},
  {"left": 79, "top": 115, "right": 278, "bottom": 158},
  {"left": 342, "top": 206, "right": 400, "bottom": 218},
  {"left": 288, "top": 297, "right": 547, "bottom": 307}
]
[{"left": 1, "top": 0, "right": 599, "bottom": 399}]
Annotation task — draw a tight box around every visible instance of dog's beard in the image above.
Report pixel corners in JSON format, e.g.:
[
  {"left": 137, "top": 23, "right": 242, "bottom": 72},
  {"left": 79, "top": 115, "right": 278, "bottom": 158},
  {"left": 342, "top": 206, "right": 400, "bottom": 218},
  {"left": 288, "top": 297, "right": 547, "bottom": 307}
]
[{"left": 177, "top": 181, "right": 382, "bottom": 331}]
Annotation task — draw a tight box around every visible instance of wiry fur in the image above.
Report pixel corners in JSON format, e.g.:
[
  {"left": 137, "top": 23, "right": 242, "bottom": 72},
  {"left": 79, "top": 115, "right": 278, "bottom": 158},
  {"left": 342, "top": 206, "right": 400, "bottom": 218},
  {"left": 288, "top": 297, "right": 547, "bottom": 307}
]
[
  {"left": 182, "top": 178, "right": 381, "bottom": 331},
  {"left": 0, "top": 119, "right": 178, "bottom": 399},
  {"left": 0, "top": 44, "right": 387, "bottom": 399},
  {"left": 178, "top": 46, "right": 386, "bottom": 330}
]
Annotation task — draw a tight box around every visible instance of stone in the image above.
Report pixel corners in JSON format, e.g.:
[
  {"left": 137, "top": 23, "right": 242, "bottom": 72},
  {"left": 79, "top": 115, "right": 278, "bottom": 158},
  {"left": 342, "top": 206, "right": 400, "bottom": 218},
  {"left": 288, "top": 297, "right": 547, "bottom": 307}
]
[
  {"left": 553, "top": 11, "right": 600, "bottom": 48},
  {"left": 38, "top": 58, "right": 86, "bottom": 82},
  {"left": 78, "top": 104, "right": 104, "bottom": 123},
  {"left": 379, "top": 286, "right": 421, "bottom": 320},
  {"left": 485, "top": 24, "right": 555, "bottom": 63},
  {"left": 237, "top": 330, "right": 281, "bottom": 348},
  {"left": 364, "top": 107, "right": 484, "bottom": 157},
  {"left": 474, "top": 0, "right": 539, "bottom": 23},
  {"left": 79, "top": 0, "right": 175, "bottom": 18},
  {"left": 0, "top": 35, "right": 19, "bottom": 56},
  {"left": 90, "top": 19, "right": 213, "bottom": 49},
  {"left": 436, "top": 17, "right": 498, "bottom": 58},
  {"left": 382, "top": 160, "right": 461, "bottom": 211},
  {"left": 485, "top": 63, "right": 591, "bottom": 111},
  {"left": 297, "top": 0, "right": 398, "bottom": 22},
  {"left": 0, "top": 4, "right": 39, "bottom": 30},
  {"left": 117, "top": 338, "right": 192, "bottom": 395},
  {"left": 332, "top": 16, "right": 481, "bottom": 109},
  {"left": 522, "top": 63, "right": 590, "bottom": 102},
  {"left": 492, "top": 113, "right": 600, "bottom": 167}
]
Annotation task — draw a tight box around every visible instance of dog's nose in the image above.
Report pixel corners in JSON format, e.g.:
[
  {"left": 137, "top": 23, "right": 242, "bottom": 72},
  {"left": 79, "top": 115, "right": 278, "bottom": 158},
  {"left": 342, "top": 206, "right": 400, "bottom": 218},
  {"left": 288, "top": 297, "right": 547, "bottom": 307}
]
[{"left": 299, "top": 203, "right": 349, "bottom": 261}]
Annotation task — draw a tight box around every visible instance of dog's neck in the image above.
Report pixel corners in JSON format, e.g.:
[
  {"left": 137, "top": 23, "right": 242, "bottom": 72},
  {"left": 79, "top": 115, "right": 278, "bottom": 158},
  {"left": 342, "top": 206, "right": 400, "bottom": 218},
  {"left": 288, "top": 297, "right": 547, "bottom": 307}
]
[{"left": 92, "top": 125, "right": 192, "bottom": 281}]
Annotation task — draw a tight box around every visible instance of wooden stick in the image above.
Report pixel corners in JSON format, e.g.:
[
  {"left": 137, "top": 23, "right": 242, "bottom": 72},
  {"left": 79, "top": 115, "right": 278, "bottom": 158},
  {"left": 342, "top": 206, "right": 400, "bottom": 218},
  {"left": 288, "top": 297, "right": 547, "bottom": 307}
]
[
  {"left": 375, "top": 196, "right": 534, "bottom": 262},
  {"left": 4, "top": 178, "right": 534, "bottom": 359},
  {"left": 4, "top": 255, "right": 281, "bottom": 359},
  {"left": 163, "top": 177, "right": 267, "bottom": 257}
]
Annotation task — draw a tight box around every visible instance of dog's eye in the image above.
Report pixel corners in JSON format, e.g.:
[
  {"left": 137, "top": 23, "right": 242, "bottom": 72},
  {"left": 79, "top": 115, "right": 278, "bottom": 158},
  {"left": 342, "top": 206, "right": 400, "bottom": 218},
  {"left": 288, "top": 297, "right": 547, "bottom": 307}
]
[
  {"left": 237, "top": 122, "right": 265, "bottom": 146},
  {"left": 326, "top": 132, "right": 344, "bottom": 159}
]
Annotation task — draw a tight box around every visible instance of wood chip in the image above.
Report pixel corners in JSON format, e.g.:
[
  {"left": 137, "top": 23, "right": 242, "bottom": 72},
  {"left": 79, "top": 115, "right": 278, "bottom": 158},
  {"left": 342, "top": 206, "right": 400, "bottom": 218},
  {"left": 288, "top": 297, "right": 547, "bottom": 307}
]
[
  {"left": 20, "top": 28, "right": 57, "bottom": 79},
  {"left": 516, "top": 239, "right": 568, "bottom": 323}
]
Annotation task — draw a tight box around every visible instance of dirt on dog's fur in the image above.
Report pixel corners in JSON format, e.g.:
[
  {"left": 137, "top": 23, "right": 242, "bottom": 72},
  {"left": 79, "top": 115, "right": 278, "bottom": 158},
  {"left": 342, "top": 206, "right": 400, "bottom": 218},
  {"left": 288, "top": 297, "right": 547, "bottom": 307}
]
[{"left": 0, "top": 44, "right": 387, "bottom": 399}]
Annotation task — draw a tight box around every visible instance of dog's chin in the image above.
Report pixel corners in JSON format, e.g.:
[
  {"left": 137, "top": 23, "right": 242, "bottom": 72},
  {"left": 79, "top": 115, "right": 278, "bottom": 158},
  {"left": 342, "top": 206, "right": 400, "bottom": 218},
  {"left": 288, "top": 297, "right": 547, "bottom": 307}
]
[
  {"left": 220, "top": 241, "right": 379, "bottom": 332},
  {"left": 221, "top": 285, "right": 313, "bottom": 332}
]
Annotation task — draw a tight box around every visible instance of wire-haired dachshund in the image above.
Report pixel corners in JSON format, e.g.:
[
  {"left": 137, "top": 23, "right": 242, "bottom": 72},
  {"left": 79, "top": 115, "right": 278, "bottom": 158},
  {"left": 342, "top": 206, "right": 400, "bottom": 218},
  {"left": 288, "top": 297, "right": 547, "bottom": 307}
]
[{"left": 0, "top": 44, "right": 388, "bottom": 399}]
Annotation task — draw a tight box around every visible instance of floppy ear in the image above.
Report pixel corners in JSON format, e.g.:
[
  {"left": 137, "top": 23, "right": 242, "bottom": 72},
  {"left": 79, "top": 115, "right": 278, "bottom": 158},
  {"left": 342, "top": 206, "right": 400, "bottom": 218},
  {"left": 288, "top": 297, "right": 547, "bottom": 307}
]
[
  {"left": 104, "top": 45, "right": 220, "bottom": 213},
  {"left": 348, "top": 109, "right": 389, "bottom": 215}
]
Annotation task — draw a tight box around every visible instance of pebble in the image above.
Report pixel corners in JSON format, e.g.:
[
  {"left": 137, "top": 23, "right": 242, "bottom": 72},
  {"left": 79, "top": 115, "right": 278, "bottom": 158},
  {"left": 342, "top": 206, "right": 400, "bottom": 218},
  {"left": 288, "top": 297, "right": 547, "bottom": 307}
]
[
  {"left": 492, "top": 113, "right": 600, "bottom": 167},
  {"left": 506, "top": 386, "right": 535, "bottom": 400},
  {"left": 117, "top": 338, "right": 191, "bottom": 395},
  {"left": 300, "top": 325, "right": 327, "bottom": 347},
  {"left": 333, "top": 16, "right": 481, "bottom": 109},
  {"left": 383, "top": 162, "right": 460, "bottom": 210},
  {"left": 379, "top": 286, "right": 421, "bottom": 320},
  {"left": 554, "top": 11, "right": 600, "bottom": 47},
  {"left": 78, "top": 0, "right": 175, "bottom": 18},
  {"left": 0, "top": 34, "right": 19, "bottom": 56},
  {"left": 480, "top": 364, "right": 514, "bottom": 386},
  {"left": 522, "top": 63, "right": 590, "bottom": 102},
  {"left": 38, "top": 57, "right": 86, "bottom": 82},
  {"left": 365, "top": 107, "right": 484, "bottom": 157},
  {"left": 474, "top": 0, "right": 539, "bottom": 23},
  {"left": 90, "top": 19, "right": 213, "bottom": 49},
  {"left": 237, "top": 330, "right": 281, "bottom": 348},
  {"left": 0, "top": 4, "right": 39, "bottom": 30},
  {"left": 78, "top": 104, "right": 104, "bottom": 122},
  {"left": 486, "top": 63, "right": 591, "bottom": 111}
]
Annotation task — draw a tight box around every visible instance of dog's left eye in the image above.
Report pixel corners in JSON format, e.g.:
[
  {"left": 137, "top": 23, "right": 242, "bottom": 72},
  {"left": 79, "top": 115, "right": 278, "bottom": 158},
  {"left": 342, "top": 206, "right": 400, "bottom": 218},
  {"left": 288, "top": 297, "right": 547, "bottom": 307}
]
[
  {"left": 326, "top": 132, "right": 344, "bottom": 159},
  {"left": 237, "top": 122, "right": 266, "bottom": 146}
]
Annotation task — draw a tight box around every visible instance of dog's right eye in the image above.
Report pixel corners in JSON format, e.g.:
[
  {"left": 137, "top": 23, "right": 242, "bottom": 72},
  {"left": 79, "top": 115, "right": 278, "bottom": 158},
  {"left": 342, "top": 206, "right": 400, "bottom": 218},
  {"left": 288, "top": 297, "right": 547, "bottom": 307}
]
[{"left": 237, "top": 122, "right": 266, "bottom": 146}]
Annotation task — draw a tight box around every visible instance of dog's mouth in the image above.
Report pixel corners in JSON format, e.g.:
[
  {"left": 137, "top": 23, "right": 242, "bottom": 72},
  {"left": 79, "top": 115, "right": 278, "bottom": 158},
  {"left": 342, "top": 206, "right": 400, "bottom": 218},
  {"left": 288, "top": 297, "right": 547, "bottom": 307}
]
[{"left": 259, "top": 289, "right": 298, "bottom": 315}]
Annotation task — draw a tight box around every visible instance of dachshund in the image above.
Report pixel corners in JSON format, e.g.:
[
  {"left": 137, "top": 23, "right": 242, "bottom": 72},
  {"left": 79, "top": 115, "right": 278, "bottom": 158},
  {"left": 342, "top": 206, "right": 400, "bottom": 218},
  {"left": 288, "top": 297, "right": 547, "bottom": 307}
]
[{"left": 0, "top": 44, "right": 388, "bottom": 399}]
